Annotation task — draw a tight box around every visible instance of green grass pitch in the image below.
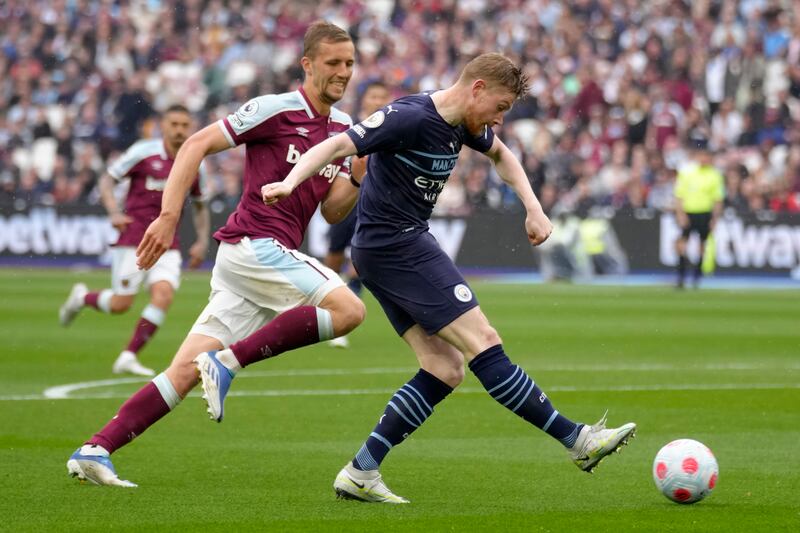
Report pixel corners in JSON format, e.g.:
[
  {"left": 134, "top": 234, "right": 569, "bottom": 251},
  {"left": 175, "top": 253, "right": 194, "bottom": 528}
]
[{"left": 0, "top": 268, "right": 798, "bottom": 532}]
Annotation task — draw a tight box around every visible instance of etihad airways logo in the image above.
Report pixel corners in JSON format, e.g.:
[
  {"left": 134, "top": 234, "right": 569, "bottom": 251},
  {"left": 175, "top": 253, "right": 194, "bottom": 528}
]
[{"left": 285, "top": 144, "right": 342, "bottom": 182}]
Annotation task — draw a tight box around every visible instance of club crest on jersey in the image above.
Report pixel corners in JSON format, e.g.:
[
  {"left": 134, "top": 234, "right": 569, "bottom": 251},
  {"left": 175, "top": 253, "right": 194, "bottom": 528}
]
[
  {"left": 361, "top": 110, "right": 385, "bottom": 129},
  {"left": 453, "top": 284, "right": 472, "bottom": 302}
]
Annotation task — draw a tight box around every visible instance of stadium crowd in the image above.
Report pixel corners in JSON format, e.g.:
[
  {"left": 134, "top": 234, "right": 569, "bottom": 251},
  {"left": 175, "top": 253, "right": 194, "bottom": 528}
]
[{"left": 1, "top": 0, "right": 799, "bottom": 217}]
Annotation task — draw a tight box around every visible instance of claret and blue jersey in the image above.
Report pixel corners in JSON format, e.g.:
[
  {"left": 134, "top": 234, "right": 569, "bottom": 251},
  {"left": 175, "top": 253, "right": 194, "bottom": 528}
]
[{"left": 345, "top": 92, "right": 495, "bottom": 249}]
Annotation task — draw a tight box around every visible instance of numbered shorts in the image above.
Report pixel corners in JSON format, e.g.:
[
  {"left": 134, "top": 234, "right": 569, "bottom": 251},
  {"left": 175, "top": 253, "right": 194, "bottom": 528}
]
[
  {"left": 111, "top": 246, "right": 182, "bottom": 295},
  {"left": 190, "top": 237, "right": 344, "bottom": 347},
  {"left": 351, "top": 231, "right": 478, "bottom": 337}
]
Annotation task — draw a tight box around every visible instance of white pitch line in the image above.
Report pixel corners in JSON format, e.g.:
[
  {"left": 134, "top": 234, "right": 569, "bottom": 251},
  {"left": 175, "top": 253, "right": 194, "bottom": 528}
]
[
  {"left": 40, "top": 361, "right": 800, "bottom": 400},
  {"left": 7, "top": 381, "right": 798, "bottom": 402}
]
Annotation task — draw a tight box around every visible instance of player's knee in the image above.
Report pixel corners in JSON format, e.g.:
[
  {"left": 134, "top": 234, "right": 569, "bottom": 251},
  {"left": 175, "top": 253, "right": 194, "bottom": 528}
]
[
  {"left": 151, "top": 286, "right": 174, "bottom": 309},
  {"left": 335, "top": 297, "right": 366, "bottom": 335}
]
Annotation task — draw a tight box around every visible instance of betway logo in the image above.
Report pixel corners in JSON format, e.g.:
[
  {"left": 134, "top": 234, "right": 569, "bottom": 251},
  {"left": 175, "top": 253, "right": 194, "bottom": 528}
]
[
  {"left": 286, "top": 144, "right": 341, "bottom": 182},
  {"left": 306, "top": 210, "right": 466, "bottom": 260},
  {"left": 145, "top": 176, "right": 166, "bottom": 191},
  {"left": 660, "top": 215, "right": 800, "bottom": 269},
  {"left": 0, "top": 208, "right": 117, "bottom": 255}
]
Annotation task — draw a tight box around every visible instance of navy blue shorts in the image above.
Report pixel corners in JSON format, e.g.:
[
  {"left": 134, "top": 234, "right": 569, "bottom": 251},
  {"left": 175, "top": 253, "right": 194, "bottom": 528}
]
[
  {"left": 328, "top": 209, "right": 357, "bottom": 253},
  {"left": 351, "top": 232, "right": 478, "bottom": 336}
]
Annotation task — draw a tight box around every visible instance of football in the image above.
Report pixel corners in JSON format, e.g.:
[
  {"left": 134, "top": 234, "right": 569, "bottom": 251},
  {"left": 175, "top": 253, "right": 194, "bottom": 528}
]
[{"left": 652, "top": 439, "right": 719, "bottom": 504}]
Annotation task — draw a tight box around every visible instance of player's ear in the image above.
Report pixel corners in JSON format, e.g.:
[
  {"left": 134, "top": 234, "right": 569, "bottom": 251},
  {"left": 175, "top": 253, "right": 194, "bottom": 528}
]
[
  {"left": 471, "top": 79, "right": 486, "bottom": 98},
  {"left": 301, "top": 56, "right": 313, "bottom": 77}
]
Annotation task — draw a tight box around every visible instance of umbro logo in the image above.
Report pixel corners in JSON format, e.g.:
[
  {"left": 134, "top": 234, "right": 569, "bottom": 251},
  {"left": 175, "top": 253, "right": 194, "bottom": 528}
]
[{"left": 296, "top": 127, "right": 309, "bottom": 137}]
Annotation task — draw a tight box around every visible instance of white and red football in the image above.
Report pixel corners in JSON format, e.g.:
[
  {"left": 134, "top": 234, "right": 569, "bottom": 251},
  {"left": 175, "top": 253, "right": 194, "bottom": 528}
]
[{"left": 653, "top": 438, "right": 719, "bottom": 504}]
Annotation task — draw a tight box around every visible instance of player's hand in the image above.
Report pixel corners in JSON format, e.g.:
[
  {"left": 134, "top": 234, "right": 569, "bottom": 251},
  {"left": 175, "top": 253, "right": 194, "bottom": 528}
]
[
  {"left": 525, "top": 210, "right": 553, "bottom": 246},
  {"left": 262, "top": 182, "right": 294, "bottom": 206},
  {"left": 187, "top": 240, "right": 207, "bottom": 269},
  {"left": 136, "top": 215, "right": 177, "bottom": 270},
  {"left": 110, "top": 212, "right": 134, "bottom": 232}
]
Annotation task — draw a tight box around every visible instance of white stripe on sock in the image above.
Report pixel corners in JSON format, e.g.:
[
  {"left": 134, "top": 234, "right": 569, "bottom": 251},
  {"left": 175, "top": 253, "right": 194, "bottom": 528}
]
[
  {"left": 97, "top": 289, "right": 114, "bottom": 313},
  {"left": 316, "top": 308, "right": 334, "bottom": 341},
  {"left": 152, "top": 372, "right": 181, "bottom": 410},
  {"left": 142, "top": 304, "right": 165, "bottom": 326}
]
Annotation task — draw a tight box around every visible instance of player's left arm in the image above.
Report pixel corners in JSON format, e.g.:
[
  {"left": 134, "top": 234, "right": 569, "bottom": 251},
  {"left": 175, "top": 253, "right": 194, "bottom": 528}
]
[
  {"left": 484, "top": 136, "right": 553, "bottom": 246},
  {"left": 263, "top": 132, "right": 359, "bottom": 205}
]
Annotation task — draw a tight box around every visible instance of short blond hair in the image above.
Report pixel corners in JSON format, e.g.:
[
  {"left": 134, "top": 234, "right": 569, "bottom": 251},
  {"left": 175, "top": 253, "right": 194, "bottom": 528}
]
[
  {"left": 458, "top": 53, "right": 529, "bottom": 99},
  {"left": 303, "top": 20, "right": 352, "bottom": 58}
]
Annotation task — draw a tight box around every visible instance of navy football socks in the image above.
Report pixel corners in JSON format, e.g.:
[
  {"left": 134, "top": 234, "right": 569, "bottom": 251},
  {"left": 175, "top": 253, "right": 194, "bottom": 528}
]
[
  {"left": 352, "top": 369, "right": 452, "bottom": 471},
  {"left": 469, "top": 345, "right": 581, "bottom": 448}
]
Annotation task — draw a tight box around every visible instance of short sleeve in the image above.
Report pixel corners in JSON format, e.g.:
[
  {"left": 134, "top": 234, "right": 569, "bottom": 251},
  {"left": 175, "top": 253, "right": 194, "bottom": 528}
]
[
  {"left": 345, "top": 102, "right": 418, "bottom": 157},
  {"left": 107, "top": 142, "right": 147, "bottom": 180},
  {"left": 218, "top": 95, "right": 281, "bottom": 147},
  {"left": 464, "top": 124, "right": 495, "bottom": 153}
]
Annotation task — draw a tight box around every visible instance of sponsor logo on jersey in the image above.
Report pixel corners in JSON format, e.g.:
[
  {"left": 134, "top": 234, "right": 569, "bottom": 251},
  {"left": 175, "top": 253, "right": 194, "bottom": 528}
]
[
  {"left": 386, "top": 105, "right": 398, "bottom": 115},
  {"left": 285, "top": 144, "right": 341, "bottom": 182},
  {"left": 296, "top": 127, "right": 309, "bottom": 137},
  {"left": 351, "top": 124, "right": 366, "bottom": 138},
  {"left": 361, "top": 110, "right": 385, "bottom": 128},
  {"left": 453, "top": 284, "right": 472, "bottom": 302},
  {"left": 414, "top": 175, "right": 446, "bottom": 203},
  {"left": 145, "top": 176, "right": 166, "bottom": 191},
  {"left": 151, "top": 160, "right": 163, "bottom": 171}
]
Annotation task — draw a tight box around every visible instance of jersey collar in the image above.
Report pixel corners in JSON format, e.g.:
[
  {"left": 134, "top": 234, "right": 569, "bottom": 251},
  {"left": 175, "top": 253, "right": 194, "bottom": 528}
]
[{"left": 298, "top": 86, "right": 320, "bottom": 119}]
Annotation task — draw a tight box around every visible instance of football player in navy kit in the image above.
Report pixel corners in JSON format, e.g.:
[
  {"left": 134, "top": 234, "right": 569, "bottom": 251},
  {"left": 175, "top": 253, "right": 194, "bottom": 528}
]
[{"left": 265, "top": 53, "right": 637, "bottom": 504}]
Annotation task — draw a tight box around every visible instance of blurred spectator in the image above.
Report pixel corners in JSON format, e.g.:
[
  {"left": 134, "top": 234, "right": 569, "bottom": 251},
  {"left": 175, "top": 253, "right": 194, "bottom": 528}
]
[{"left": 0, "top": 0, "right": 795, "bottom": 220}]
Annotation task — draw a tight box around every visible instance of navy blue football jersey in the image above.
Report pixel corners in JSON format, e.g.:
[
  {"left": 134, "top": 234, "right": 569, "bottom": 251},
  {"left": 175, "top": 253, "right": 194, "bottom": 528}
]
[{"left": 345, "top": 92, "right": 494, "bottom": 248}]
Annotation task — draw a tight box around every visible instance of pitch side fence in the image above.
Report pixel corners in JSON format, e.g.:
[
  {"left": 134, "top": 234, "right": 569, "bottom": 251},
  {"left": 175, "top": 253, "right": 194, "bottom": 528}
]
[{"left": 1, "top": 204, "right": 798, "bottom": 274}]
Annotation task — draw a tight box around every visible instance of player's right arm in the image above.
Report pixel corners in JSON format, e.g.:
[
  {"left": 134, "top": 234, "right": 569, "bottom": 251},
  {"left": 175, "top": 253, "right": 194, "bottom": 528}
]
[
  {"left": 262, "top": 133, "right": 359, "bottom": 205},
  {"left": 136, "top": 124, "right": 230, "bottom": 270},
  {"left": 98, "top": 173, "right": 133, "bottom": 232}
]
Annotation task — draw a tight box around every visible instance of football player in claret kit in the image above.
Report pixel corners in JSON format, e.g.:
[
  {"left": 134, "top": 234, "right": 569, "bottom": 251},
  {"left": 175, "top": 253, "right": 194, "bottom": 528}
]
[
  {"left": 59, "top": 104, "right": 210, "bottom": 377},
  {"left": 66, "top": 21, "right": 365, "bottom": 487},
  {"left": 265, "top": 53, "right": 638, "bottom": 503}
]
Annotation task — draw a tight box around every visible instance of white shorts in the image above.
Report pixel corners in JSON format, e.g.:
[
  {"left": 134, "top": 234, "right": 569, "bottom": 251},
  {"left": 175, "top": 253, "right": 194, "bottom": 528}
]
[
  {"left": 190, "top": 237, "right": 344, "bottom": 347},
  {"left": 111, "top": 247, "right": 182, "bottom": 295}
]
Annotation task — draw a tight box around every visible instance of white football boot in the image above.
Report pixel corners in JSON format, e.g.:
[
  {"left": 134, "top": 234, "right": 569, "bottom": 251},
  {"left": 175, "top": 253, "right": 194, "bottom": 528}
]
[
  {"left": 59, "top": 283, "right": 88, "bottom": 326},
  {"left": 67, "top": 445, "right": 137, "bottom": 487},
  {"left": 333, "top": 462, "right": 409, "bottom": 503},
  {"left": 112, "top": 351, "right": 155, "bottom": 377},
  {"left": 328, "top": 336, "right": 350, "bottom": 349},
  {"left": 569, "top": 411, "right": 636, "bottom": 473}
]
